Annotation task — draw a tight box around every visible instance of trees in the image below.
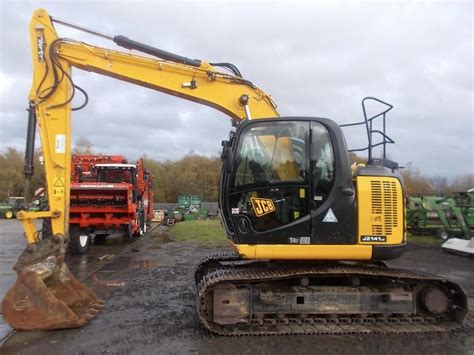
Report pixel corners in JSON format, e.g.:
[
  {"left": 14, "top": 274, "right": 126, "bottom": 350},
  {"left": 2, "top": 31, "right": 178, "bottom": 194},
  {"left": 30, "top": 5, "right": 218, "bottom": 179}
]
[
  {"left": 72, "top": 137, "right": 94, "bottom": 155},
  {"left": 429, "top": 176, "right": 449, "bottom": 195},
  {"left": 0, "top": 146, "right": 471, "bottom": 203},
  {"left": 0, "top": 148, "right": 23, "bottom": 200},
  {"left": 400, "top": 163, "right": 434, "bottom": 196},
  {"left": 144, "top": 153, "right": 221, "bottom": 203},
  {"left": 450, "top": 174, "right": 474, "bottom": 193},
  {"left": 348, "top": 152, "right": 366, "bottom": 165},
  {"left": 0, "top": 148, "right": 45, "bottom": 201},
  {"left": 347, "top": 153, "right": 472, "bottom": 196}
]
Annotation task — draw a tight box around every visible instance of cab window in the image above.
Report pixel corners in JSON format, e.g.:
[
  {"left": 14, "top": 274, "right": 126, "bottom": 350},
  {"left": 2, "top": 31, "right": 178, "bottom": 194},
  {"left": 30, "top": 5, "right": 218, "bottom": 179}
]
[
  {"left": 233, "top": 122, "right": 308, "bottom": 189},
  {"left": 230, "top": 121, "right": 309, "bottom": 232},
  {"left": 311, "top": 123, "right": 335, "bottom": 207}
]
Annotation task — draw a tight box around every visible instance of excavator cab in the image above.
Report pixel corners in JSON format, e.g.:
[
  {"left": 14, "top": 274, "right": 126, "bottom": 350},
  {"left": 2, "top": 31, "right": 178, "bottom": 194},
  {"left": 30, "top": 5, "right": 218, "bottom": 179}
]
[
  {"left": 220, "top": 117, "right": 358, "bottom": 248},
  {"left": 219, "top": 100, "right": 409, "bottom": 261}
]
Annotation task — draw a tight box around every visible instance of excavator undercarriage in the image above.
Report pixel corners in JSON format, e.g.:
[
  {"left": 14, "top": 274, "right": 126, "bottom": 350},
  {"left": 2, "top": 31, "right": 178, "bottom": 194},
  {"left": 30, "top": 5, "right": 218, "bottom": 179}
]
[{"left": 195, "top": 252, "right": 468, "bottom": 335}]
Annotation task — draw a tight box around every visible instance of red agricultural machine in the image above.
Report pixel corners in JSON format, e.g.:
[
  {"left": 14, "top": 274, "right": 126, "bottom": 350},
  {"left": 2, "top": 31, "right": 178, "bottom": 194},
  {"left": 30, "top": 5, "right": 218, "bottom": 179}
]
[{"left": 68, "top": 155, "right": 154, "bottom": 254}]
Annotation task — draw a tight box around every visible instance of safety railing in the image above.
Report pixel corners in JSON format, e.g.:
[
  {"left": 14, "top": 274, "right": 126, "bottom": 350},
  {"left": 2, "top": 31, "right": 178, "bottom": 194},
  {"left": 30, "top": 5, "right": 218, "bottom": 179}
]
[{"left": 340, "top": 97, "right": 395, "bottom": 162}]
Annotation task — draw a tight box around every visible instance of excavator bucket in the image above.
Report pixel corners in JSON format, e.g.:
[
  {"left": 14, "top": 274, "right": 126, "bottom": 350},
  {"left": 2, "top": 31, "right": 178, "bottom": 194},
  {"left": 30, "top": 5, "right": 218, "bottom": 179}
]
[{"left": 2, "top": 236, "right": 103, "bottom": 330}]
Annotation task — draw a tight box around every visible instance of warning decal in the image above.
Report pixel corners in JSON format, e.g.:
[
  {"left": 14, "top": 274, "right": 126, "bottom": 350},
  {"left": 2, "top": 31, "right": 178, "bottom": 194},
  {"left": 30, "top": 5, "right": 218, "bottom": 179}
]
[
  {"left": 53, "top": 177, "right": 65, "bottom": 197},
  {"left": 54, "top": 177, "right": 65, "bottom": 187},
  {"left": 322, "top": 208, "right": 338, "bottom": 223}
]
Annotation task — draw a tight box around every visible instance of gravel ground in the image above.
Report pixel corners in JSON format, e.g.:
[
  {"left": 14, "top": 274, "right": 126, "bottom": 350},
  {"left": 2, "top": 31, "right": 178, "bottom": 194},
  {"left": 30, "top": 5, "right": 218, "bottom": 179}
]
[{"left": 0, "top": 220, "right": 473, "bottom": 354}]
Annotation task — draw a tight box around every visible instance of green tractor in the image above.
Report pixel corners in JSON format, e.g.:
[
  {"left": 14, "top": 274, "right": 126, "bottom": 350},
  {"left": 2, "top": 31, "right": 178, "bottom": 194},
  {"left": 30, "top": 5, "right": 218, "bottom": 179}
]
[
  {"left": 28, "top": 197, "right": 48, "bottom": 212},
  {"left": 407, "top": 191, "right": 474, "bottom": 241},
  {"left": 0, "top": 197, "right": 26, "bottom": 219}
]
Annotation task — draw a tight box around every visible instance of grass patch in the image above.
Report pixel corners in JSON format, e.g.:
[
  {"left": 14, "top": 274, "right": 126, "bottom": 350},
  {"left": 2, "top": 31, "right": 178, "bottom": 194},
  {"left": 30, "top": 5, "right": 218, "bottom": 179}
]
[
  {"left": 170, "top": 219, "right": 227, "bottom": 244},
  {"left": 407, "top": 233, "right": 440, "bottom": 246}
]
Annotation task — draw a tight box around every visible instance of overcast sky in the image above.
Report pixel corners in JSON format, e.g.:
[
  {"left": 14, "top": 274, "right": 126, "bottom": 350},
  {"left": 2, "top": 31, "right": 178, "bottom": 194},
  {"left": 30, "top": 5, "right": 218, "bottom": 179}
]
[{"left": 0, "top": 0, "right": 472, "bottom": 179}]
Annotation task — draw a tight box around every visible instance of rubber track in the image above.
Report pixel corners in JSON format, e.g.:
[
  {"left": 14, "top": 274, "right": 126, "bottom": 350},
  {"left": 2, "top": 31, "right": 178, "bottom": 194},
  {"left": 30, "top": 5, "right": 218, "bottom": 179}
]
[
  {"left": 194, "top": 250, "right": 240, "bottom": 284},
  {"left": 196, "top": 262, "right": 467, "bottom": 336}
]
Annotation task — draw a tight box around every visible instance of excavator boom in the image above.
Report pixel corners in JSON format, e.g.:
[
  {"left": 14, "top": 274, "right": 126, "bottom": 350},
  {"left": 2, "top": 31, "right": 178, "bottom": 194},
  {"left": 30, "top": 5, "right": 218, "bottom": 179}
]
[{"left": 3, "top": 8, "right": 278, "bottom": 331}]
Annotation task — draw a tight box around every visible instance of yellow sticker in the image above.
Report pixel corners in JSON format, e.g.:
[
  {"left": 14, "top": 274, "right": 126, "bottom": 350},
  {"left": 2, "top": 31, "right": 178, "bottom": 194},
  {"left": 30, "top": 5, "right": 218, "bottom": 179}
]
[
  {"left": 294, "top": 211, "right": 300, "bottom": 219},
  {"left": 53, "top": 177, "right": 65, "bottom": 196},
  {"left": 54, "top": 177, "right": 65, "bottom": 187},
  {"left": 299, "top": 188, "right": 305, "bottom": 198},
  {"left": 250, "top": 197, "right": 276, "bottom": 217},
  {"left": 53, "top": 187, "right": 64, "bottom": 197}
]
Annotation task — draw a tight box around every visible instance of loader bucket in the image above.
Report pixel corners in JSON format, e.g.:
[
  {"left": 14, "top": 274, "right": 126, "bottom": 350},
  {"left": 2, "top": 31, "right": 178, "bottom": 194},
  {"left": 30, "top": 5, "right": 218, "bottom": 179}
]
[{"left": 2, "top": 237, "right": 103, "bottom": 330}]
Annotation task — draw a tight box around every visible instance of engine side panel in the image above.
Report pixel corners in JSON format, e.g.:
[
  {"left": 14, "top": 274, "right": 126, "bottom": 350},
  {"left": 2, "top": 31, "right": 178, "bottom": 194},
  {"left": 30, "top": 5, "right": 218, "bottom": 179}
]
[{"left": 356, "top": 176, "right": 405, "bottom": 245}]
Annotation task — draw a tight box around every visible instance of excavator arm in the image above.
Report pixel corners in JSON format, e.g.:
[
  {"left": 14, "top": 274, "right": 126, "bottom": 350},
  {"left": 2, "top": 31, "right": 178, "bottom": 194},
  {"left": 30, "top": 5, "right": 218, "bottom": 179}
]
[
  {"left": 22, "top": 8, "right": 278, "bottom": 244},
  {"left": 3, "top": 8, "right": 278, "bottom": 331}
]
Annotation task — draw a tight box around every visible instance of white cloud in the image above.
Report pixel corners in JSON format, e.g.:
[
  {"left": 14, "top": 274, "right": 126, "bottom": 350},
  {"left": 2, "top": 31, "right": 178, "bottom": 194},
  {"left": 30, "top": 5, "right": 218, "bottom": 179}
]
[
  {"left": 0, "top": 72, "right": 14, "bottom": 97},
  {"left": 0, "top": 1, "right": 472, "bottom": 178}
]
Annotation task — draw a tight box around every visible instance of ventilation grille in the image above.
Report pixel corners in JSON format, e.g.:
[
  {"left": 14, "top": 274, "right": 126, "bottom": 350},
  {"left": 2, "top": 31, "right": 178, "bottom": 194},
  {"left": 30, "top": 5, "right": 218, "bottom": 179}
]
[{"left": 370, "top": 180, "right": 399, "bottom": 236}]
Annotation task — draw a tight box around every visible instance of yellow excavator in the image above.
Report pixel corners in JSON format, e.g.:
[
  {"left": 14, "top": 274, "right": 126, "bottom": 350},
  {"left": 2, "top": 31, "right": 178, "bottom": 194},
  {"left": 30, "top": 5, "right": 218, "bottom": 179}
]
[{"left": 2, "top": 9, "right": 467, "bottom": 334}]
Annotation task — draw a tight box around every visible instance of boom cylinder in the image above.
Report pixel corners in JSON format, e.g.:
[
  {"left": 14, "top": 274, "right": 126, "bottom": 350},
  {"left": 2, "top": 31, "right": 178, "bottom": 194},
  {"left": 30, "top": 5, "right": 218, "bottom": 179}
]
[
  {"left": 51, "top": 16, "right": 201, "bottom": 67},
  {"left": 113, "top": 35, "right": 202, "bottom": 67}
]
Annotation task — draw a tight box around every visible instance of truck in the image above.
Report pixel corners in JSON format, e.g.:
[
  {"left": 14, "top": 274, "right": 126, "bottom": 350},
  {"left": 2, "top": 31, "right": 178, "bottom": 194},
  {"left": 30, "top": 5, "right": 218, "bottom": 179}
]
[{"left": 68, "top": 155, "right": 154, "bottom": 254}]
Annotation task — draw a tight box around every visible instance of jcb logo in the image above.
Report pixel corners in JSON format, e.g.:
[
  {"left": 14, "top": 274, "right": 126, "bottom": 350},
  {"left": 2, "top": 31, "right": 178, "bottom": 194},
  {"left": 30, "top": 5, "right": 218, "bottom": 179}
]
[{"left": 250, "top": 197, "right": 275, "bottom": 217}]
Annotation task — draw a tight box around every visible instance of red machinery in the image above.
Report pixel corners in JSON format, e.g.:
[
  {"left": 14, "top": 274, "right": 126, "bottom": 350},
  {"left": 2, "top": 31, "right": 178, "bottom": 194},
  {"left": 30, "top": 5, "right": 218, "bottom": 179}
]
[{"left": 69, "top": 155, "right": 154, "bottom": 254}]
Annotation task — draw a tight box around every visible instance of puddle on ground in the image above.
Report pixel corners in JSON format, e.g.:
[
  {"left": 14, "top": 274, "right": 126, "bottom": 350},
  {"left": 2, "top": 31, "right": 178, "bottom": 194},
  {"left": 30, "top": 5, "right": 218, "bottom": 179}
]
[
  {"left": 103, "top": 236, "right": 129, "bottom": 246},
  {"left": 148, "top": 233, "right": 172, "bottom": 249},
  {"left": 91, "top": 255, "right": 162, "bottom": 273},
  {"left": 66, "top": 254, "right": 98, "bottom": 281},
  {"left": 91, "top": 272, "right": 125, "bottom": 287},
  {"left": 128, "top": 258, "right": 159, "bottom": 270}
]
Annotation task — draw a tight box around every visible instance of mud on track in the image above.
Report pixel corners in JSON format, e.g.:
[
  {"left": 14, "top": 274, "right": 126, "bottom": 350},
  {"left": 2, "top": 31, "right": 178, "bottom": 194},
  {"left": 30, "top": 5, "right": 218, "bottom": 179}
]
[{"left": 1, "top": 225, "right": 473, "bottom": 354}]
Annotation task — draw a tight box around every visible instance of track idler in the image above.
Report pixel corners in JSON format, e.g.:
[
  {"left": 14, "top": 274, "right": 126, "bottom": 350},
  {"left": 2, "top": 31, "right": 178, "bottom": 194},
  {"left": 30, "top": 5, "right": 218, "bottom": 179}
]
[{"left": 2, "top": 236, "right": 103, "bottom": 330}]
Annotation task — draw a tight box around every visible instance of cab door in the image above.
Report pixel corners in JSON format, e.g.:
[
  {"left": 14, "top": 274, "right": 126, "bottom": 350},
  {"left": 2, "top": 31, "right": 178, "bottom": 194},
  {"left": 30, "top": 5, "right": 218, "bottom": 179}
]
[
  {"left": 310, "top": 121, "right": 357, "bottom": 244},
  {"left": 227, "top": 120, "right": 312, "bottom": 245}
]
